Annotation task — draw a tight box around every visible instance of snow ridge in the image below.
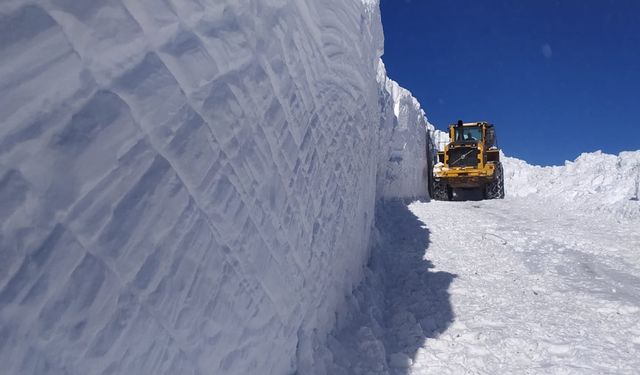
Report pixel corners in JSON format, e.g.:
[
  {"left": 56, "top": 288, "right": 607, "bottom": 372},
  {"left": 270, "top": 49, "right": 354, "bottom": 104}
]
[{"left": 503, "top": 151, "right": 640, "bottom": 221}]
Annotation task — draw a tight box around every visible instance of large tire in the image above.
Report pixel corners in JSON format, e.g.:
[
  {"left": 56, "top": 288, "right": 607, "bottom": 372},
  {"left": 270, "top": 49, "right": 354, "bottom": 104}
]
[
  {"left": 432, "top": 179, "right": 451, "bottom": 201},
  {"left": 484, "top": 163, "right": 505, "bottom": 199}
]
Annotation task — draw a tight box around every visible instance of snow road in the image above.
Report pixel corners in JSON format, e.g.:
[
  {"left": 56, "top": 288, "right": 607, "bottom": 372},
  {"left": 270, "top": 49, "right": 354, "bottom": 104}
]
[{"left": 337, "top": 199, "right": 640, "bottom": 374}]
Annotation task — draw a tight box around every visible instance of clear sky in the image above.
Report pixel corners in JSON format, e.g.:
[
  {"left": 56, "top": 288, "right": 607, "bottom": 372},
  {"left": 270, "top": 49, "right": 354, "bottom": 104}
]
[{"left": 380, "top": 0, "right": 640, "bottom": 166}]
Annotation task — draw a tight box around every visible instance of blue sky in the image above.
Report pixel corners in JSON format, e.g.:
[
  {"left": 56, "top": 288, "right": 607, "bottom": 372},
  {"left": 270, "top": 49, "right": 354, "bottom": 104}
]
[{"left": 380, "top": 0, "right": 640, "bottom": 166}]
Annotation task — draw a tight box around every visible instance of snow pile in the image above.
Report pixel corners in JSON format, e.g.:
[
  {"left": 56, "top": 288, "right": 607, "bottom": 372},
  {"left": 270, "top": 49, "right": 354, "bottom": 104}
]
[
  {"left": 503, "top": 151, "right": 640, "bottom": 220},
  {"left": 0, "top": 0, "right": 430, "bottom": 374}
]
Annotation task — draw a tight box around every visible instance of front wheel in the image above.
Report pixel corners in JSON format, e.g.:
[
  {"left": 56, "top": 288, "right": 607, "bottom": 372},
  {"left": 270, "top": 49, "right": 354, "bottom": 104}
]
[
  {"left": 432, "top": 179, "right": 452, "bottom": 201},
  {"left": 484, "top": 163, "right": 505, "bottom": 199}
]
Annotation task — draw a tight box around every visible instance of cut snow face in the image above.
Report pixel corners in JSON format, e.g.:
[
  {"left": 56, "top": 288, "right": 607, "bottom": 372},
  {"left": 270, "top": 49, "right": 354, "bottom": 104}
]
[{"left": 0, "top": 0, "right": 433, "bottom": 374}]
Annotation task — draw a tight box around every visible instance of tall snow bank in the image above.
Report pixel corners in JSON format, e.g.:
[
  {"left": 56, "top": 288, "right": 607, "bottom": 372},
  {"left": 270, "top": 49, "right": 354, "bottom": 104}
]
[
  {"left": 0, "top": 0, "right": 430, "bottom": 374},
  {"left": 376, "top": 61, "right": 433, "bottom": 200},
  {"left": 503, "top": 151, "right": 640, "bottom": 221}
]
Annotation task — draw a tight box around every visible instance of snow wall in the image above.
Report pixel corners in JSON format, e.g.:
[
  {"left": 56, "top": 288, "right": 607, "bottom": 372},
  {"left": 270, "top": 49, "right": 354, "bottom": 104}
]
[
  {"left": 0, "top": 1, "right": 431, "bottom": 374},
  {"left": 377, "top": 62, "right": 432, "bottom": 200}
]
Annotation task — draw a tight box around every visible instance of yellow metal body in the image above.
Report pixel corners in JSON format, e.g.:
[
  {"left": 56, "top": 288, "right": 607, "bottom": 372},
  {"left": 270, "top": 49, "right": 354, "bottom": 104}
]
[{"left": 434, "top": 122, "right": 500, "bottom": 188}]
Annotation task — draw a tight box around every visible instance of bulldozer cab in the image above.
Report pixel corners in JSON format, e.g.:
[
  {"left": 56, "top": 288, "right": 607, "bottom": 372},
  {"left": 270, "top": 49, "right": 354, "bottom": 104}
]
[
  {"left": 454, "top": 126, "right": 482, "bottom": 143},
  {"left": 452, "top": 123, "right": 497, "bottom": 148}
]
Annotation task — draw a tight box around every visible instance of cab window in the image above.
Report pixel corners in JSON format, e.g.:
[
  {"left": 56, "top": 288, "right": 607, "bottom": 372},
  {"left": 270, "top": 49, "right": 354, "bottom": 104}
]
[{"left": 455, "top": 126, "right": 482, "bottom": 142}]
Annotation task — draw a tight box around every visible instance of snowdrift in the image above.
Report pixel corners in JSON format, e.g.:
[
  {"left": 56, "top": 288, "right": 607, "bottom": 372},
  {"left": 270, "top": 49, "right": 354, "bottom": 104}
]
[
  {"left": 0, "top": 0, "right": 430, "bottom": 374},
  {"left": 503, "top": 151, "right": 640, "bottom": 221}
]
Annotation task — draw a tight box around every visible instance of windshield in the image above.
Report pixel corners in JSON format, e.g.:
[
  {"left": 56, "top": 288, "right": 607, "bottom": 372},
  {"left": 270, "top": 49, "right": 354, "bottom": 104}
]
[{"left": 455, "top": 126, "right": 482, "bottom": 142}]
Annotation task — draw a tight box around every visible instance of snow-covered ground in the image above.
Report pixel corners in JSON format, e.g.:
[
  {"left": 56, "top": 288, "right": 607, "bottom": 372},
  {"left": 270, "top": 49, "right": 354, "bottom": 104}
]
[
  {"left": 325, "top": 195, "right": 640, "bottom": 374},
  {"left": 319, "top": 150, "right": 640, "bottom": 374},
  {"left": 409, "top": 199, "right": 640, "bottom": 374}
]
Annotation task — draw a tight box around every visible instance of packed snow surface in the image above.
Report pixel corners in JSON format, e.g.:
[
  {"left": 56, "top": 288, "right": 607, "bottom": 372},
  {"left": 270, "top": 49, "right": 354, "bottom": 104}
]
[{"left": 326, "top": 198, "right": 640, "bottom": 374}]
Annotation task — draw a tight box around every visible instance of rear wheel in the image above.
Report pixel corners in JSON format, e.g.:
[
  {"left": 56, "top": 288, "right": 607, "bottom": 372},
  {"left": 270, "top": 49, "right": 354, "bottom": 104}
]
[
  {"left": 432, "top": 179, "right": 451, "bottom": 201},
  {"left": 484, "top": 163, "right": 505, "bottom": 199}
]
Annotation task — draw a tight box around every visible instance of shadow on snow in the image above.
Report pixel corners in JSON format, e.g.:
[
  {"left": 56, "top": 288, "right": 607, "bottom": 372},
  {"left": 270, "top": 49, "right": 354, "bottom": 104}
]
[
  {"left": 324, "top": 199, "right": 456, "bottom": 375},
  {"left": 376, "top": 200, "right": 457, "bottom": 374}
]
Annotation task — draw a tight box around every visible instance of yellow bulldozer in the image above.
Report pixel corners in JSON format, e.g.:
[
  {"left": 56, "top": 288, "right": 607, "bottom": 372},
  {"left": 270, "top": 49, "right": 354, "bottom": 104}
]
[{"left": 431, "top": 120, "right": 504, "bottom": 200}]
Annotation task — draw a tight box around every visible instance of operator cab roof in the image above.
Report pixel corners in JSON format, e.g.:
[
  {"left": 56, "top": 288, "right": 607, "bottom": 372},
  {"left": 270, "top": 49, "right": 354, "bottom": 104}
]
[{"left": 451, "top": 121, "right": 493, "bottom": 127}]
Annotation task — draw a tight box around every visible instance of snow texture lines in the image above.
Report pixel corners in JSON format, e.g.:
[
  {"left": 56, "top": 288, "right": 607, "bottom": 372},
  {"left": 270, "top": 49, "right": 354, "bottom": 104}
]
[{"left": 0, "top": 0, "right": 432, "bottom": 374}]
